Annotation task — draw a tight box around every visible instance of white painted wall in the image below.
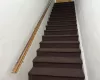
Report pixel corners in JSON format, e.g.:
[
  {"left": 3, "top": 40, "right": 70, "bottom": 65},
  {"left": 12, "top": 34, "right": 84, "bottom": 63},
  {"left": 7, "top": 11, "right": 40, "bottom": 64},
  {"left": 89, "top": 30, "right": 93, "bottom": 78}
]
[
  {"left": 74, "top": 0, "right": 100, "bottom": 80},
  {"left": 0, "top": 0, "right": 54, "bottom": 80}
]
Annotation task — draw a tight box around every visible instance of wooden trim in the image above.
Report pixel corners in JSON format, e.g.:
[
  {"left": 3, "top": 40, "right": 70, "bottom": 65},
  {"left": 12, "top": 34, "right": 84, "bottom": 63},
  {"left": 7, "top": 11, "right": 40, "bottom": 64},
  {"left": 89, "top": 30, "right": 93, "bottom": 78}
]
[
  {"left": 12, "top": 0, "right": 52, "bottom": 73},
  {"left": 56, "top": 0, "right": 72, "bottom": 3}
]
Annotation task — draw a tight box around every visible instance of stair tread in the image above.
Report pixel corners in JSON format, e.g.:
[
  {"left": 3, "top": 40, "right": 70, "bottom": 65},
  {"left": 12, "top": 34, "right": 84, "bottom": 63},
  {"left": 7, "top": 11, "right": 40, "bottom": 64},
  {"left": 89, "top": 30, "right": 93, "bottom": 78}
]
[
  {"left": 43, "top": 35, "right": 78, "bottom": 36},
  {"left": 45, "top": 29, "right": 77, "bottom": 31},
  {"left": 47, "top": 24, "right": 77, "bottom": 27},
  {"left": 38, "top": 48, "right": 80, "bottom": 52},
  {"left": 47, "top": 25, "right": 77, "bottom": 27},
  {"left": 40, "top": 41, "right": 79, "bottom": 43},
  {"left": 34, "top": 56, "right": 82, "bottom": 63},
  {"left": 29, "top": 67, "right": 84, "bottom": 78}
]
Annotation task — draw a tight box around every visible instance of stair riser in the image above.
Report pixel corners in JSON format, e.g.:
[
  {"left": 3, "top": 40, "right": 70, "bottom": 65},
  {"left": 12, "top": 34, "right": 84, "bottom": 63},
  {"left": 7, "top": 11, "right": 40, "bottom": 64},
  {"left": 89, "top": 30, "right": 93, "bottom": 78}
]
[
  {"left": 48, "top": 22, "right": 76, "bottom": 25},
  {"left": 48, "top": 24, "right": 77, "bottom": 26},
  {"left": 29, "top": 75, "right": 84, "bottom": 80},
  {"left": 33, "top": 63, "right": 82, "bottom": 68},
  {"left": 48, "top": 24, "right": 76, "bottom": 26},
  {"left": 51, "top": 12, "right": 75, "bottom": 14},
  {"left": 52, "top": 9, "right": 75, "bottom": 12},
  {"left": 48, "top": 21, "right": 76, "bottom": 23},
  {"left": 48, "top": 19, "right": 76, "bottom": 22},
  {"left": 50, "top": 16, "right": 76, "bottom": 18},
  {"left": 54, "top": 3, "right": 74, "bottom": 5},
  {"left": 53, "top": 6, "right": 74, "bottom": 8},
  {"left": 42, "top": 36, "right": 78, "bottom": 41},
  {"left": 52, "top": 9, "right": 75, "bottom": 11},
  {"left": 54, "top": 5, "right": 74, "bottom": 7},
  {"left": 44, "top": 31, "right": 77, "bottom": 35},
  {"left": 53, "top": 8, "right": 75, "bottom": 10},
  {"left": 50, "top": 15, "right": 75, "bottom": 17},
  {"left": 46, "top": 27, "right": 77, "bottom": 30},
  {"left": 55, "top": 3, "right": 74, "bottom": 5},
  {"left": 51, "top": 12, "right": 75, "bottom": 15},
  {"left": 40, "top": 43, "right": 79, "bottom": 48},
  {"left": 37, "top": 52, "right": 80, "bottom": 57},
  {"left": 49, "top": 18, "right": 76, "bottom": 21},
  {"left": 52, "top": 10, "right": 75, "bottom": 12}
]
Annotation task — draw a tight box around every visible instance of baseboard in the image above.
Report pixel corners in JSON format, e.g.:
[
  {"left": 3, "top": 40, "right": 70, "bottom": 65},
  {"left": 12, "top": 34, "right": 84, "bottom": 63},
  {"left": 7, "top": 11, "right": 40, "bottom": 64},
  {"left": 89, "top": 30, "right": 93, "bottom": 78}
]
[{"left": 74, "top": 3, "right": 89, "bottom": 80}]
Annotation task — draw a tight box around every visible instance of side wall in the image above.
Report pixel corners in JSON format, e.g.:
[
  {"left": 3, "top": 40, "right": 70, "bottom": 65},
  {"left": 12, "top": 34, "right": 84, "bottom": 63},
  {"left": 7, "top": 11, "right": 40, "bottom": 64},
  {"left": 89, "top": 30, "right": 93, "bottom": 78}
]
[
  {"left": 0, "top": 0, "right": 54, "bottom": 80},
  {"left": 74, "top": 0, "right": 100, "bottom": 80}
]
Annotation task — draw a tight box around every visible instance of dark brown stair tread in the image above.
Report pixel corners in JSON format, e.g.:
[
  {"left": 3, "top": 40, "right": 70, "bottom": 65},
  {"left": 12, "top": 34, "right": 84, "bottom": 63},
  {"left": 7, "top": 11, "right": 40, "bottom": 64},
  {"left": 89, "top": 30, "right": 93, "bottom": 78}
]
[
  {"left": 47, "top": 24, "right": 77, "bottom": 26},
  {"left": 29, "top": 67, "right": 84, "bottom": 78},
  {"left": 43, "top": 35, "right": 78, "bottom": 37},
  {"left": 38, "top": 48, "right": 80, "bottom": 52},
  {"left": 45, "top": 29, "right": 77, "bottom": 31},
  {"left": 34, "top": 56, "right": 82, "bottom": 63},
  {"left": 40, "top": 41, "right": 79, "bottom": 44},
  {"left": 48, "top": 25, "right": 77, "bottom": 26},
  {"left": 48, "top": 20, "right": 76, "bottom": 21},
  {"left": 47, "top": 25, "right": 77, "bottom": 27}
]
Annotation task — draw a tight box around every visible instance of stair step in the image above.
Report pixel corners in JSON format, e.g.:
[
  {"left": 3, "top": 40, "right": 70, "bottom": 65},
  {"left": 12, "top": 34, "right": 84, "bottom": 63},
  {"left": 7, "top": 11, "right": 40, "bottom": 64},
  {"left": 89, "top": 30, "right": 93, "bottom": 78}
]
[
  {"left": 50, "top": 17, "right": 76, "bottom": 19},
  {"left": 29, "top": 76, "right": 84, "bottom": 80},
  {"left": 52, "top": 8, "right": 75, "bottom": 11},
  {"left": 29, "top": 68, "right": 84, "bottom": 78},
  {"left": 44, "top": 30, "right": 77, "bottom": 35},
  {"left": 33, "top": 56, "right": 82, "bottom": 68},
  {"left": 48, "top": 21, "right": 76, "bottom": 23},
  {"left": 46, "top": 26, "right": 77, "bottom": 30},
  {"left": 42, "top": 35, "right": 78, "bottom": 41},
  {"left": 54, "top": 5, "right": 74, "bottom": 7},
  {"left": 48, "top": 21, "right": 76, "bottom": 25},
  {"left": 55, "top": 2, "right": 74, "bottom": 4},
  {"left": 52, "top": 9, "right": 75, "bottom": 12},
  {"left": 51, "top": 12, "right": 75, "bottom": 15},
  {"left": 34, "top": 56, "right": 82, "bottom": 64},
  {"left": 37, "top": 48, "right": 81, "bottom": 57},
  {"left": 47, "top": 24, "right": 77, "bottom": 29},
  {"left": 50, "top": 14, "right": 75, "bottom": 17},
  {"left": 40, "top": 41, "right": 79, "bottom": 48},
  {"left": 52, "top": 9, "right": 75, "bottom": 11},
  {"left": 47, "top": 24, "right": 77, "bottom": 27},
  {"left": 47, "top": 24, "right": 77, "bottom": 26},
  {"left": 54, "top": 4, "right": 74, "bottom": 6},
  {"left": 37, "top": 48, "right": 80, "bottom": 53},
  {"left": 49, "top": 18, "right": 76, "bottom": 21},
  {"left": 50, "top": 13, "right": 75, "bottom": 16},
  {"left": 55, "top": 3, "right": 74, "bottom": 6},
  {"left": 49, "top": 17, "right": 76, "bottom": 21},
  {"left": 37, "top": 48, "right": 80, "bottom": 57}
]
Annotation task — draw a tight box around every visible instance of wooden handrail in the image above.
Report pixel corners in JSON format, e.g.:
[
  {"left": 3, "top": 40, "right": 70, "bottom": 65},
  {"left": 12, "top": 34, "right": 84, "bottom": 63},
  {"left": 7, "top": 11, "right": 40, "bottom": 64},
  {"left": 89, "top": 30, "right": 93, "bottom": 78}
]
[{"left": 12, "top": 0, "right": 52, "bottom": 73}]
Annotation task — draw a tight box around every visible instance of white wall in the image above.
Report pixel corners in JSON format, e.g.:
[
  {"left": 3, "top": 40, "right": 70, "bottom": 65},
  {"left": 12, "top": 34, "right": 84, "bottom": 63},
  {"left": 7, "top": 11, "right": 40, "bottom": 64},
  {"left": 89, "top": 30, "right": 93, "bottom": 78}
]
[
  {"left": 75, "top": 0, "right": 100, "bottom": 80},
  {"left": 0, "top": 0, "right": 54, "bottom": 80}
]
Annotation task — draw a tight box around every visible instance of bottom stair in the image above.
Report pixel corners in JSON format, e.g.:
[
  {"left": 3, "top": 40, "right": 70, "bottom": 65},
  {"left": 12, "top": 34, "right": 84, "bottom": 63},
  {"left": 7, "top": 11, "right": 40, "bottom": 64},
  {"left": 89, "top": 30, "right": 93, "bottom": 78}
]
[{"left": 29, "top": 68, "right": 84, "bottom": 80}]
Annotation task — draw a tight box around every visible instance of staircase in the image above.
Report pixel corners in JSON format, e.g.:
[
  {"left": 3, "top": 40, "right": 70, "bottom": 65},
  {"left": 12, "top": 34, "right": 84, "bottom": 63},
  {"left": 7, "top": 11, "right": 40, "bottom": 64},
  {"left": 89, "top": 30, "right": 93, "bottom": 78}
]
[{"left": 29, "top": 2, "right": 85, "bottom": 80}]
